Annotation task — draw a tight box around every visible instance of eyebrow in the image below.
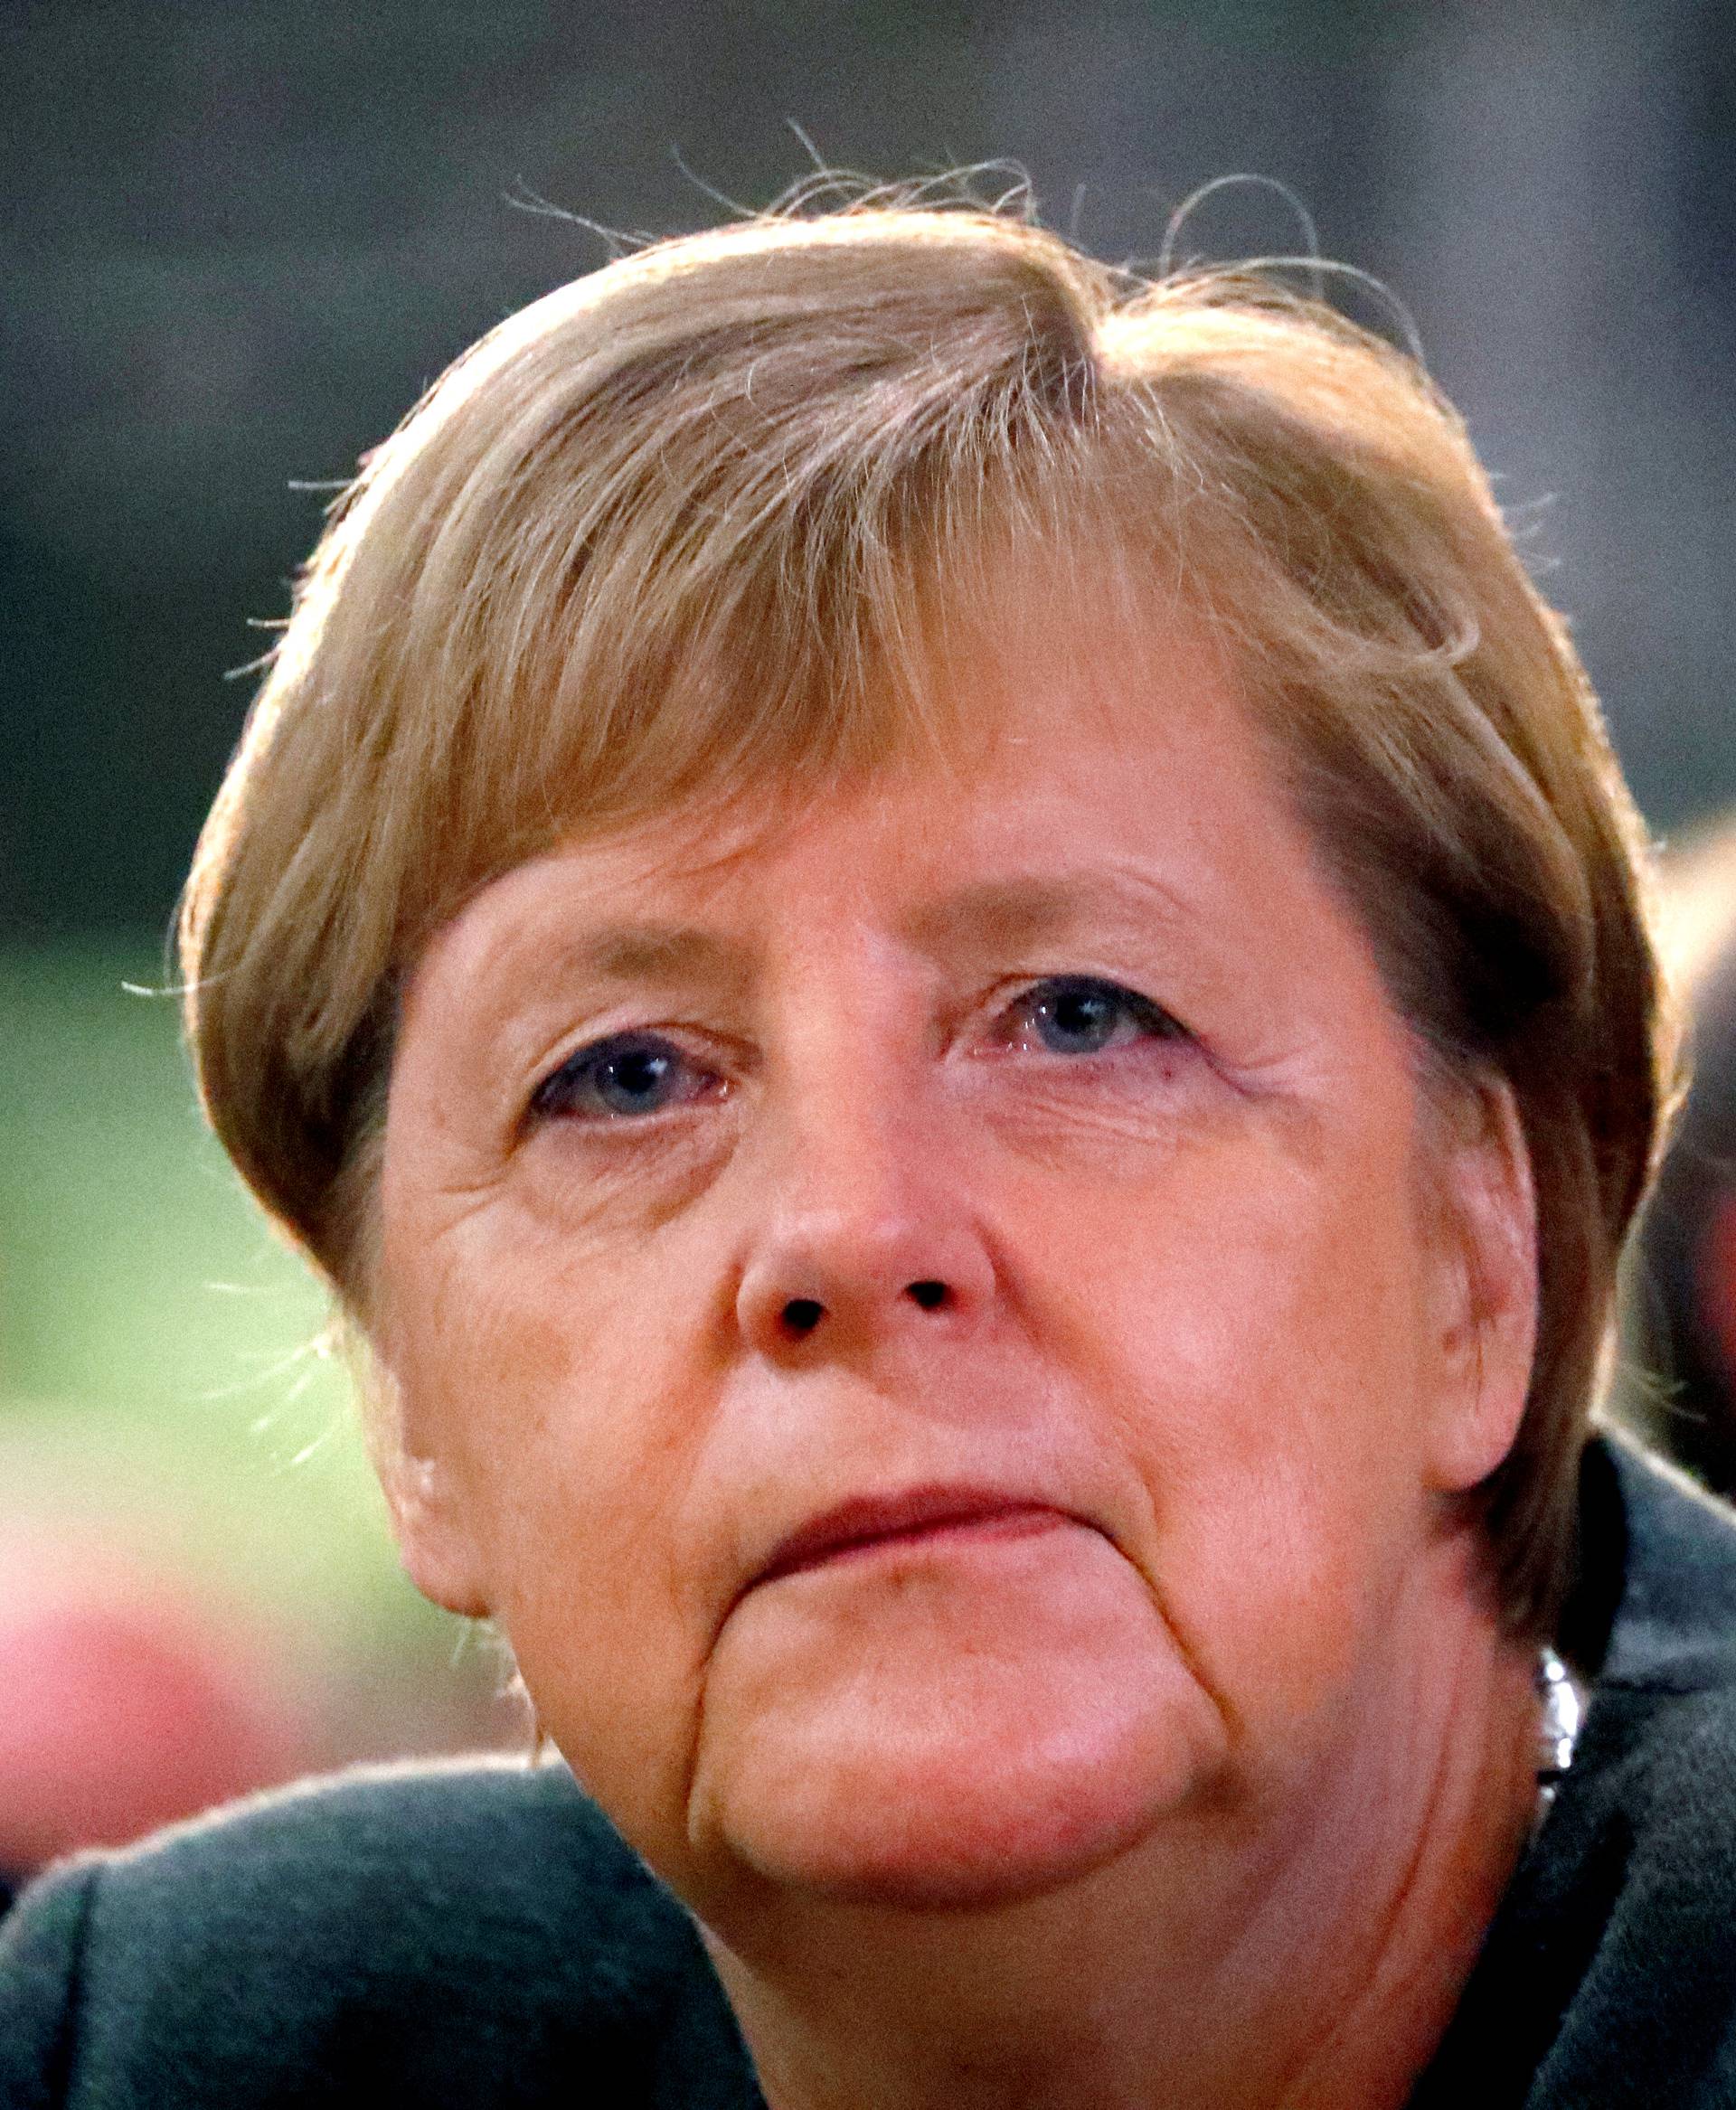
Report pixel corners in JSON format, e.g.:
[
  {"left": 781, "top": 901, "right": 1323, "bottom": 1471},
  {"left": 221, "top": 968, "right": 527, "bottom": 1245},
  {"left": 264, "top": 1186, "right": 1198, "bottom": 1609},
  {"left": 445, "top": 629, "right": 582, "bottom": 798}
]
[
  {"left": 558, "top": 922, "right": 753, "bottom": 990},
  {"left": 483, "top": 870, "right": 1196, "bottom": 1012},
  {"left": 903, "top": 871, "right": 1192, "bottom": 957}
]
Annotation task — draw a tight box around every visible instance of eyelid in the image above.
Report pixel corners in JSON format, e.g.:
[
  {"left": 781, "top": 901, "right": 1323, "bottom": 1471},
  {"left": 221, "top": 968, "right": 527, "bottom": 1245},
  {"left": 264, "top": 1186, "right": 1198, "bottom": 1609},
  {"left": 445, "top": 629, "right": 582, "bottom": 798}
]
[
  {"left": 979, "top": 974, "right": 1191, "bottom": 1045},
  {"left": 524, "top": 1023, "right": 737, "bottom": 1126}
]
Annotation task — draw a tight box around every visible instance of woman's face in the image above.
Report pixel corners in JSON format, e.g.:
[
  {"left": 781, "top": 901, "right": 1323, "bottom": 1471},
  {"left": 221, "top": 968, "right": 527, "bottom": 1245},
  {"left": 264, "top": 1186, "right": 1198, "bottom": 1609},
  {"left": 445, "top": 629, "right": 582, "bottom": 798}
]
[{"left": 375, "top": 603, "right": 1533, "bottom": 1925}]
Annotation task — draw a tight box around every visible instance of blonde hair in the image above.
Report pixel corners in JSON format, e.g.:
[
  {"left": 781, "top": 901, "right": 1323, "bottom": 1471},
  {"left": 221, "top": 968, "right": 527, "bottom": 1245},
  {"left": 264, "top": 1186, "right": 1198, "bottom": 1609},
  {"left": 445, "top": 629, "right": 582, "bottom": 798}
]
[
  {"left": 1619, "top": 811, "right": 1736, "bottom": 1483},
  {"left": 181, "top": 196, "right": 1676, "bottom": 1640}
]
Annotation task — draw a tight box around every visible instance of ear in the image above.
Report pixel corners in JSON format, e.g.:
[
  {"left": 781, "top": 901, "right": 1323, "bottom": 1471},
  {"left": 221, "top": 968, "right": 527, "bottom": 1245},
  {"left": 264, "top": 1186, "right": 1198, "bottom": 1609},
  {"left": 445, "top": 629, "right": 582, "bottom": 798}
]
[
  {"left": 364, "top": 1356, "right": 492, "bottom": 1620},
  {"left": 1421, "top": 1076, "right": 1539, "bottom": 1494}
]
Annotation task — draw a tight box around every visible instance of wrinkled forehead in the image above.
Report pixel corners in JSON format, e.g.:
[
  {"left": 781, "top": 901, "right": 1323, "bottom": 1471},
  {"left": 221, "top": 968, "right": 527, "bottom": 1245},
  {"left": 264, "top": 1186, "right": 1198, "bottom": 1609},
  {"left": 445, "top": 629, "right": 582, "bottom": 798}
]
[
  {"left": 399, "top": 591, "right": 1378, "bottom": 1107},
  {"left": 405, "top": 499, "right": 1229, "bottom": 956}
]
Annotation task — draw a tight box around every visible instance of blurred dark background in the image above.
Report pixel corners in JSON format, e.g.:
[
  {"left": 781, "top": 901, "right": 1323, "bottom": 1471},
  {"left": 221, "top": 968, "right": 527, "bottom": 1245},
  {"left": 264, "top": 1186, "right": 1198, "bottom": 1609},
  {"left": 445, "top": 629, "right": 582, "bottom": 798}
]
[{"left": 3, "top": 0, "right": 1733, "bottom": 1852}]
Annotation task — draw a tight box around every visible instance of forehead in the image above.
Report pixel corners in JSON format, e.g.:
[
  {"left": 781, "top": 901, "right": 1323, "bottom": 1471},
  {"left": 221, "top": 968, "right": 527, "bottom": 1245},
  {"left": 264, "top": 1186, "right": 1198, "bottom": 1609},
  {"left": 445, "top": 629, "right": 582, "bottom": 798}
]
[{"left": 410, "top": 597, "right": 1390, "bottom": 1061}]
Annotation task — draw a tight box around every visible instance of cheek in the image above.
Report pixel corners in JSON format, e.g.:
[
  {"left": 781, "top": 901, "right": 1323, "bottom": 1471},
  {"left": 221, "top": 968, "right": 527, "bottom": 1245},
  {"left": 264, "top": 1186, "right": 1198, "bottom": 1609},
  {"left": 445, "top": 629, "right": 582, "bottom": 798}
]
[
  {"left": 1033, "top": 1124, "right": 1439, "bottom": 1721},
  {"left": 386, "top": 1196, "right": 732, "bottom": 1850}
]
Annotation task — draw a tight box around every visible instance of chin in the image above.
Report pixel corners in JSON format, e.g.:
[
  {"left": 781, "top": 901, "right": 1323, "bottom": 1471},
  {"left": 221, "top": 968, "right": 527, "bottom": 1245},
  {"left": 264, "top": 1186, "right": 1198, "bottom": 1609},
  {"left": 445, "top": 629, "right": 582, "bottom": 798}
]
[
  {"left": 684, "top": 1521, "right": 1231, "bottom": 1913},
  {"left": 689, "top": 1643, "right": 1231, "bottom": 1914},
  {"left": 727, "top": 1763, "right": 1194, "bottom": 1914}
]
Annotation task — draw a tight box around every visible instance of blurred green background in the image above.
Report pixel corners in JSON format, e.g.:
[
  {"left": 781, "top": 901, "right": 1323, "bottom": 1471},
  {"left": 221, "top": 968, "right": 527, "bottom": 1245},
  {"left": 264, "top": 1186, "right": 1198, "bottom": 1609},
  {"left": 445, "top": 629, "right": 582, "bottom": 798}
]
[{"left": 0, "top": 940, "right": 507, "bottom": 1767}]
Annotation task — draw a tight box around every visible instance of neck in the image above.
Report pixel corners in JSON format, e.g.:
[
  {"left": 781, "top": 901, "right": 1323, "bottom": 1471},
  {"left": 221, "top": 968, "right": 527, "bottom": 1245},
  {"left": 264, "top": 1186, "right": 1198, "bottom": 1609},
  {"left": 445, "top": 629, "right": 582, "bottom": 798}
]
[{"left": 702, "top": 1552, "right": 1541, "bottom": 2110}]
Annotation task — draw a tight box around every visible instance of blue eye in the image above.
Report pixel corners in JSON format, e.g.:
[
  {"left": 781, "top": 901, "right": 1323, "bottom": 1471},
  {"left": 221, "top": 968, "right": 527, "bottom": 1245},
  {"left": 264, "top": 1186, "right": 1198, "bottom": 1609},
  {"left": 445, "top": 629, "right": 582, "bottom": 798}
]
[
  {"left": 531, "top": 1032, "right": 720, "bottom": 1121},
  {"left": 1005, "top": 976, "right": 1184, "bottom": 1057}
]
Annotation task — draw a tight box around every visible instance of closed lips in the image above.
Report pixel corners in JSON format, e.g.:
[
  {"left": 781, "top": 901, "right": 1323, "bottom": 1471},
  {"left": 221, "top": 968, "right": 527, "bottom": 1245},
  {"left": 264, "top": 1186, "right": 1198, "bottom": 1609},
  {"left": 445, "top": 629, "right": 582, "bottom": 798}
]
[{"left": 755, "top": 1491, "right": 1078, "bottom": 1587}]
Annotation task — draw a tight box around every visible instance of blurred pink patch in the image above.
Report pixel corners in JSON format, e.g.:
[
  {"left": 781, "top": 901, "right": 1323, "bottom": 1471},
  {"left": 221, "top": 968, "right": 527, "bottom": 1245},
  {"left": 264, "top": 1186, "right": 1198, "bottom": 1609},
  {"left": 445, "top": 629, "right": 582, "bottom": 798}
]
[{"left": 0, "top": 1544, "right": 301, "bottom": 1875}]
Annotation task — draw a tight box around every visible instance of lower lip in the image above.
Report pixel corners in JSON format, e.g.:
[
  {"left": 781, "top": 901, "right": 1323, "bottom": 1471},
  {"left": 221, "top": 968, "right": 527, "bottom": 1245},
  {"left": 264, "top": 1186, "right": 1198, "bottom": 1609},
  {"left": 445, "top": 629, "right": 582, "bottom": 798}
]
[{"left": 769, "top": 1507, "right": 1074, "bottom": 1584}]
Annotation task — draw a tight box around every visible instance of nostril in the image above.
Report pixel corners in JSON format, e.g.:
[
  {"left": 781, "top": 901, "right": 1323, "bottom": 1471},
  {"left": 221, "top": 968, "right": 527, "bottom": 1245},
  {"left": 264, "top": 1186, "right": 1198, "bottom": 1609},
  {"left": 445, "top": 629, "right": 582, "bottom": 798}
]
[
  {"left": 906, "top": 1279, "right": 948, "bottom": 1312},
  {"left": 781, "top": 1296, "right": 826, "bottom": 1337}
]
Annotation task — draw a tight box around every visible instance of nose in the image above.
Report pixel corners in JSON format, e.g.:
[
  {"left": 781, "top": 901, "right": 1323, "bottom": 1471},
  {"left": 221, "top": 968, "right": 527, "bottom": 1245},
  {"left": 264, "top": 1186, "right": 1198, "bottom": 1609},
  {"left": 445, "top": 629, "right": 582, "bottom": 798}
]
[{"left": 733, "top": 1102, "right": 998, "bottom": 1361}]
